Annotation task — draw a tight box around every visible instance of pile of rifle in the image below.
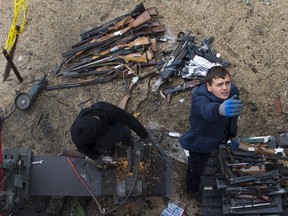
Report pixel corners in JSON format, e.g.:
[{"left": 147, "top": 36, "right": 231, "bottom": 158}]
[
  {"left": 217, "top": 142, "right": 288, "bottom": 215},
  {"left": 47, "top": 2, "right": 232, "bottom": 105},
  {"left": 48, "top": 3, "right": 165, "bottom": 90}
]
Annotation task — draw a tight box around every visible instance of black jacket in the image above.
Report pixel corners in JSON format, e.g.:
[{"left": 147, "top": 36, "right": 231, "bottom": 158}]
[
  {"left": 71, "top": 101, "right": 148, "bottom": 159},
  {"left": 180, "top": 83, "right": 240, "bottom": 153}
]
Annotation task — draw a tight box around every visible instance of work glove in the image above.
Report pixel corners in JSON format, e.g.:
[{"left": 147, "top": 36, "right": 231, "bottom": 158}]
[
  {"left": 229, "top": 137, "right": 240, "bottom": 150},
  {"left": 219, "top": 95, "right": 244, "bottom": 117}
]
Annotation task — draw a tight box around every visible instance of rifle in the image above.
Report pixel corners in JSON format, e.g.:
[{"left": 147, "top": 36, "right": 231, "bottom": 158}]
[
  {"left": 63, "top": 35, "right": 121, "bottom": 59},
  {"left": 64, "top": 49, "right": 153, "bottom": 73},
  {"left": 163, "top": 79, "right": 203, "bottom": 102},
  {"left": 65, "top": 10, "right": 152, "bottom": 63},
  {"left": 80, "top": 2, "right": 146, "bottom": 40},
  {"left": 107, "top": 6, "right": 159, "bottom": 33},
  {"left": 104, "top": 36, "right": 157, "bottom": 54},
  {"left": 228, "top": 169, "right": 280, "bottom": 185},
  {"left": 239, "top": 142, "right": 284, "bottom": 156},
  {"left": 225, "top": 186, "right": 271, "bottom": 201},
  {"left": 46, "top": 68, "right": 124, "bottom": 90},
  {"left": 73, "top": 17, "right": 161, "bottom": 52},
  {"left": 118, "top": 49, "right": 154, "bottom": 63},
  {"left": 77, "top": 36, "right": 156, "bottom": 62},
  {"left": 63, "top": 66, "right": 116, "bottom": 77},
  {"left": 118, "top": 68, "right": 157, "bottom": 110}
]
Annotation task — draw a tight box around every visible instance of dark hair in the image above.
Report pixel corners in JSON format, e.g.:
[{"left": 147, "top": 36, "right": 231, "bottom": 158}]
[{"left": 206, "top": 66, "right": 231, "bottom": 85}]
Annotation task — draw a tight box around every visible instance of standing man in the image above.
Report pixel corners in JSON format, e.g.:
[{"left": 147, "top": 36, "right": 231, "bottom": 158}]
[
  {"left": 180, "top": 66, "right": 244, "bottom": 194},
  {"left": 71, "top": 101, "right": 149, "bottom": 160}
]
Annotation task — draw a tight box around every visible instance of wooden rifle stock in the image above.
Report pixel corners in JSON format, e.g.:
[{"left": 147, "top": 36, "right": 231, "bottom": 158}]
[
  {"left": 92, "top": 36, "right": 157, "bottom": 57},
  {"left": 141, "top": 58, "right": 157, "bottom": 66},
  {"left": 146, "top": 7, "right": 158, "bottom": 16},
  {"left": 239, "top": 142, "right": 279, "bottom": 156},
  {"left": 109, "top": 15, "right": 134, "bottom": 32},
  {"left": 118, "top": 68, "right": 157, "bottom": 110},
  {"left": 120, "top": 36, "right": 155, "bottom": 49},
  {"left": 147, "top": 25, "right": 166, "bottom": 34},
  {"left": 149, "top": 19, "right": 161, "bottom": 27},
  {"left": 118, "top": 77, "right": 138, "bottom": 110},
  {"left": 119, "top": 49, "right": 154, "bottom": 63},
  {"left": 97, "top": 10, "right": 152, "bottom": 43}
]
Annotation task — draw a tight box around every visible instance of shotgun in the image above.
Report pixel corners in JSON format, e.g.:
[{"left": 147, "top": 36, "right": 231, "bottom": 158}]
[
  {"left": 80, "top": 2, "right": 146, "bottom": 40},
  {"left": 118, "top": 49, "right": 154, "bottom": 63},
  {"left": 66, "top": 10, "right": 152, "bottom": 62},
  {"left": 66, "top": 49, "right": 154, "bottom": 73},
  {"left": 80, "top": 36, "right": 156, "bottom": 61},
  {"left": 46, "top": 71, "right": 120, "bottom": 90},
  {"left": 163, "top": 79, "right": 202, "bottom": 102},
  {"left": 96, "top": 10, "right": 152, "bottom": 44},
  {"left": 239, "top": 142, "right": 284, "bottom": 156}
]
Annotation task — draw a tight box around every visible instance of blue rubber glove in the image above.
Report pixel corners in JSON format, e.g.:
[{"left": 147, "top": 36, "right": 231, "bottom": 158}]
[
  {"left": 219, "top": 95, "right": 244, "bottom": 117},
  {"left": 229, "top": 137, "right": 240, "bottom": 150}
]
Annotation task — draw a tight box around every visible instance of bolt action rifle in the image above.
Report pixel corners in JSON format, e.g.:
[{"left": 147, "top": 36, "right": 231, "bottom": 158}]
[
  {"left": 63, "top": 58, "right": 157, "bottom": 78},
  {"left": 79, "top": 5, "right": 157, "bottom": 42},
  {"left": 64, "top": 49, "right": 154, "bottom": 74},
  {"left": 75, "top": 36, "right": 157, "bottom": 63},
  {"left": 78, "top": 2, "right": 146, "bottom": 42},
  {"left": 65, "top": 10, "right": 153, "bottom": 64},
  {"left": 163, "top": 78, "right": 204, "bottom": 102},
  {"left": 63, "top": 24, "right": 164, "bottom": 65}
]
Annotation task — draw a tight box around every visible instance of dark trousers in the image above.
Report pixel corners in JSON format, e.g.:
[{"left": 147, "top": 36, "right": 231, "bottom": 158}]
[{"left": 186, "top": 151, "right": 211, "bottom": 193}]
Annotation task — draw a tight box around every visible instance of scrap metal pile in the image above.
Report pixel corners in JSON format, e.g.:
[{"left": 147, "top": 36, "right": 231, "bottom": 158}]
[
  {"left": 46, "top": 2, "right": 231, "bottom": 104},
  {"left": 202, "top": 132, "right": 288, "bottom": 216}
]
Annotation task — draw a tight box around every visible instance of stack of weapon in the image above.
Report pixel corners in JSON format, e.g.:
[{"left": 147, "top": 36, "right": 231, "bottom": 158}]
[
  {"left": 217, "top": 141, "right": 288, "bottom": 215},
  {"left": 46, "top": 2, "right": 232, "bottom": 104},
  {"left": 153, "top": 32, "right": 231, "bottom": 102},
  {"left": 47, "top": 3, "right": 165, "bottom": 90}
]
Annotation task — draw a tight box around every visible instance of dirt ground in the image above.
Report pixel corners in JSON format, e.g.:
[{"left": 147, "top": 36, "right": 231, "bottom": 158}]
[{"left": 0, "top": 0, "right": 288, "bottom": 215}]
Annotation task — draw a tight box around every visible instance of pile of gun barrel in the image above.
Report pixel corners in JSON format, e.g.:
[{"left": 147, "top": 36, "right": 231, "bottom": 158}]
[{"left": 61, "top": 3, "right": 164, "bottom": 81}]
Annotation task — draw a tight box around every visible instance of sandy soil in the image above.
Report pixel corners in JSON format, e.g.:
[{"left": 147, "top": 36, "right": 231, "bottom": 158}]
[{"left": 0, "top": 0, "right": 288, "bottom": 215}]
